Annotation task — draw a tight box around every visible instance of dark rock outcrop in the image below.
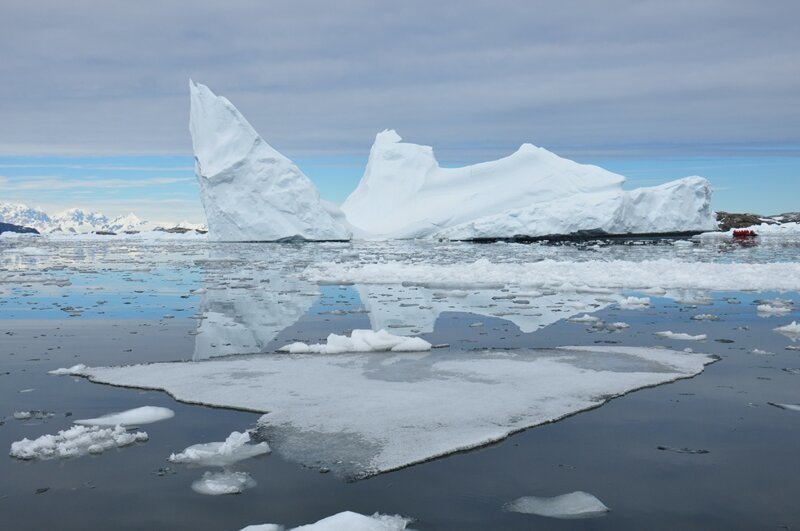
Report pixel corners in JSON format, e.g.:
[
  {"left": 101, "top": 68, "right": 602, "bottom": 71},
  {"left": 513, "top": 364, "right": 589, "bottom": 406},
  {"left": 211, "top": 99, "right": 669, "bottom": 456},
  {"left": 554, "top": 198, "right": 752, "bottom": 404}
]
[{"left": 0, "top": 222, "right": 39, "bottom": 235}]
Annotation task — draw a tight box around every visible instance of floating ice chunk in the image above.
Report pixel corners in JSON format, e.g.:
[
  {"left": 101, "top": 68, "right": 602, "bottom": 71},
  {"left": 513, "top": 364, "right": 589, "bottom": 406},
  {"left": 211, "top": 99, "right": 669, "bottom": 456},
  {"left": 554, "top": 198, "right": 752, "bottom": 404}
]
[
  {"left": 691, "top": 314, "right": 719, "bottom": 321},
  {"left": 13, "top": 410, "right": 54, "bottom": 420},
  {"left": 606, "top": 322, "right": 630, "bottom": 331},
  {"left": 655, "top": 331, "right": 707, "bottom": 341},
  {"left": 191, "top": 470, "right": 256, "bottom": 495},
  {"left": 169, "top": 430, "right": 270, "bottom": 466},
  {"left": 278, "top": 329, "right": 431, "bottom": 354},
  {"left": 48, "top": 364, "right": 86, "bottom": 375},
  {"left": 77, "top": 346, "right": 715, "bottom": 479},
  {"left": 504, "top": 491, "right": 609, "bottom": 519},
  {"left": 757, "top": 304, "right": 792, "bottom": 316},
  {"left": 768, "top": 402, "right": 800, "bottom": 412},
  {"left": 774, "top": 321, "right": 800, "bottom": 341},
  {"left": 10, "top": 425, "right": 148, "bottom": 460},
  {"left": 569, "top": 314, "right": 600, "bottom": 323},
  {"left": 239, "top": 511, "right": 412, "bottom": 531},
  {"left": 618, "top": 296, "right": 650, "bottom": 310},
  {"left": 74, "top": 406, "right": 174, "bottom": 427}
]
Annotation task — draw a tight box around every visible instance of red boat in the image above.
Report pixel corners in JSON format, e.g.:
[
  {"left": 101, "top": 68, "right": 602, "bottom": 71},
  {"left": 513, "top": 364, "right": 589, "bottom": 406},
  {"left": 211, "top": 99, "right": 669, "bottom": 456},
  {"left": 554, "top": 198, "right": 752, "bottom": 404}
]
[{"left": 732, "top": 229, "right": 758, "bottom": 238}]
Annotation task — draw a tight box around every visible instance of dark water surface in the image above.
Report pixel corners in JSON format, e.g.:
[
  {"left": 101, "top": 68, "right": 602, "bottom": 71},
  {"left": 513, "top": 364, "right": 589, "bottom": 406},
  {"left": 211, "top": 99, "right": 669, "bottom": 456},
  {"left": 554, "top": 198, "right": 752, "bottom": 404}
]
[{"left": 1, "top": 237, "right": 799, "bottom": 530}]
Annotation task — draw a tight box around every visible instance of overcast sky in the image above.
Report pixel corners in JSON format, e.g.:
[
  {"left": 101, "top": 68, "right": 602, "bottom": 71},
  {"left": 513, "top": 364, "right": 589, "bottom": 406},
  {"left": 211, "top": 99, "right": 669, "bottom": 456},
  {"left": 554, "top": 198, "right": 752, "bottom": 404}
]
[{"left": 1, "top": 0, "right": 798, "bottom": 220}]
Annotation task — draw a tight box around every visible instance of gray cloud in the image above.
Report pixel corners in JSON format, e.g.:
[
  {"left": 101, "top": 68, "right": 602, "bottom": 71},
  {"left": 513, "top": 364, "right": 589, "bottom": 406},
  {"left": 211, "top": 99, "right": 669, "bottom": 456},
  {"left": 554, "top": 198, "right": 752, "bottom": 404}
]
[{"left": 1, "top": 0, "right": 798, "bottom": 160}]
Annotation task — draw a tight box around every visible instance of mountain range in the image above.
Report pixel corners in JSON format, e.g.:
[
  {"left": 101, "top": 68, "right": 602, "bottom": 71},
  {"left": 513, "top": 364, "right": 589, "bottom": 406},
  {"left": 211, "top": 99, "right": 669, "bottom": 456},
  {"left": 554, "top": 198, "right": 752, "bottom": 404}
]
[{"left": 0, "top": 202, "right": 206, "bottom": 234}]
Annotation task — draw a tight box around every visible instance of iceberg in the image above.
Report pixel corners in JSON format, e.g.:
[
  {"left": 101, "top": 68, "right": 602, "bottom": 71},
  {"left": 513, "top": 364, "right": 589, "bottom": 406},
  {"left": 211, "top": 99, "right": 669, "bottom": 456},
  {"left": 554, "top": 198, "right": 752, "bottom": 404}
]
[
  {"left": 189, "top": 81, "right": 351, "bottom": 242},
  {"left": 341, "top": 130, "right": 716, "bottom": 239}
]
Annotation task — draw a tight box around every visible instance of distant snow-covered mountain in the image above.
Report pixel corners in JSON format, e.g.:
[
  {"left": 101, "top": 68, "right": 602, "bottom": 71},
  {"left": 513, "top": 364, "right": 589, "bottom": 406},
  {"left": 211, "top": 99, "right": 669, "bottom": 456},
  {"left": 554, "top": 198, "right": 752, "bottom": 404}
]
[{"left": 0, "top": 202, "right": 206, "bottom": 234}]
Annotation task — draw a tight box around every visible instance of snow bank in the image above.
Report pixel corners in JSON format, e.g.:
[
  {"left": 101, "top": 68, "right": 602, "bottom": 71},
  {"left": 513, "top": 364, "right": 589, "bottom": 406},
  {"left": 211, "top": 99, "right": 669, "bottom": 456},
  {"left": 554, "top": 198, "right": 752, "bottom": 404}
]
[
  {"left": 341, "top": 130, "right": 715, "bottom": 239},
  {"left": 240, "top": 511, "right": 412, "bottom": 531},
  {"left": 169, "top": 430, "right": 270, "bottom": 466},
  {"left": 10, "top": 425, "right": 148, "bottom": 460},
  {"left": 504, "top": 491, "right": 609, "bottom": 519},
  {"left": 189, "top": 81, "right": 350, "bottom": 242},
  {"left": 74, "top": 406, "right": 175, "bottom": 427},
  {"left": 75, "top": 345, "right": 715, "bottom": 479},
  {"left": 279, "top": 329, "right": 432, "bottom": 354},
  {"left": 304, "top": 258, "right": 800, "bottom": 292},
  {"left": 191, "top": 470, "right": 256, "bottom": 495}
]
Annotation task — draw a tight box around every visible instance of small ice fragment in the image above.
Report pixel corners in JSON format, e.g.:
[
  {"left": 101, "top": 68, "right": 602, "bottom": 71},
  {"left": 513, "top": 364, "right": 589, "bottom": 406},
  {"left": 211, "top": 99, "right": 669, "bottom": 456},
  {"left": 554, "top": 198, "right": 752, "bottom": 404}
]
[
  {"left": 74, "top": 406, "right": 175, "bottom": 427},
  {"left": 606, "top": 322, "right": 630, "bottom": 331},
  {"left": 191, "top": 470, "right": 256, "bottom": 495},
  {"left": 618, "top": 296, "right": 650, "bottom": 310},
  {"left": 504, "top": 491, "right": 609, "bottom": 519},
  {"left": 238, "top": 511, "right": 412, "bottom": 531},
  {"left": 278, "top": 329, "right": 431, "bottom": 354},
  {"left": 655, "top": 331, "right": 707, "bottom": 341},
  {"left": 569, "top": 314, "right": 600, "bottom": 323},
  {"left": 750, "top": 348, "right": 773, "bottom": 355},
  {"left": 691, "top": 314, "right": 719, "bottom": 321},
  {"left": 10, "top": 425, "right": 148, "bottom": 460},
  {"left": 169, "top": 430, "right": 270, "bottom": 466},
  {"left": 48, "top": 364, "right": 87, "bottom": 375},
  {"left": 768, "top": 402, "right": 800, "bottom": 412}
]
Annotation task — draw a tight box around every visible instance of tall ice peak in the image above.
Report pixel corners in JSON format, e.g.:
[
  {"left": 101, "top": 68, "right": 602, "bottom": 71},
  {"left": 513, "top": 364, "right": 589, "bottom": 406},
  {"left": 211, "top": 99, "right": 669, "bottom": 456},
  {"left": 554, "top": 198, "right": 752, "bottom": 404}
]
[{"left": 188, "top": 81, "right": 351, "bottom": 242}]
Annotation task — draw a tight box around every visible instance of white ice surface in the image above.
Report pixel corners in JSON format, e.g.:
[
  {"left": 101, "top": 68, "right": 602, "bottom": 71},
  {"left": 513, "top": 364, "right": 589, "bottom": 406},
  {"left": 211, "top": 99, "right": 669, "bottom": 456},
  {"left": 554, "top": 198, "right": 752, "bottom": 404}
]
[
  {"left": 240, "top": 512, "right": 412, "bottom": 531},
  {"left": 279, "top": 329, "right": 432, "bottom": 354},
  {"left": 504, "top": 491, "right": 610, "bottom": 519},
  {"left": 169, "top": 430, "right": 270, "bottom": 466},
  {"left": 774, "top": 321, "right": 800, "bottom": 341},
  {"left": 341, "top": 130, "right": 715, "bottom": 239},
  {"left": 74, "top": 406, "right": 175, "bottom": 427},
  {"left": 48, "top": 364, "right": 87, "bottom": 375},
  {"left": 10, "top": 425, "right": 148, "bottom": 460},
  {"left": 191, "top": 470, "right": 256, "bottom": 495},
  {"left": 189, "top": 81, "right": 350, "bottom": 242},
  {"left": 655, "top": 331, "right": 707, "bottom": 341},
  {"left": 305, "top": 258, "right": 800, "bottom": 292},
  {"left": 72, "top": 346, "right": 715, "bottom": 479}
]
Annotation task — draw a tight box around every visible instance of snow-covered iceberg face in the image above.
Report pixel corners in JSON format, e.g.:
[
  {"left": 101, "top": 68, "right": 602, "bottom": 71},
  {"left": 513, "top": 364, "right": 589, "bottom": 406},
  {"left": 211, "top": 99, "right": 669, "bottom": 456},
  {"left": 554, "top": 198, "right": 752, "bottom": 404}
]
[
  {"left": 188, "top": 81, "right": 351, "bottom": 242},
  {"left": 342, "top": 130, "right": 628, "bottom": 238},
  {"left": 341, "top": 130, "right": 717, "bottom": 239}
]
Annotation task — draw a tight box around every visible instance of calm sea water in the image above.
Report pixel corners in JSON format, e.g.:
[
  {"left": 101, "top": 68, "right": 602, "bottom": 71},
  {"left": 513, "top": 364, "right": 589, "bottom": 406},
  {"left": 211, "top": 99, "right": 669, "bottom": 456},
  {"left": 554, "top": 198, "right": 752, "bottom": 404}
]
[{"left": 1, "top": 237, "right": 799, "bottom": 530}]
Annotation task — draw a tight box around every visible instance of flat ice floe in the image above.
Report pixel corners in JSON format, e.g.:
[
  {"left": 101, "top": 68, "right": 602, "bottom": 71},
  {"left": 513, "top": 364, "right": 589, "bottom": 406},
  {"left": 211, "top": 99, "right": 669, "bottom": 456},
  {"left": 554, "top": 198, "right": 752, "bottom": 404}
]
[
  {"left": 239, "top": 511, "right": 413, "bottom": 531},
  {"left": 10, "top": 425, "right": 148, "bottom": 460},
  {"left": 71, "top": 346, "right": 715, "bottom": 479},
  {"left": 504, "top": 491, "right": 609, "bottom": 519},
  {"left": 278, "top": 329, "right": 432, "bottom": 354},
  {"left": 169, "top": 430, "right": 270, "bottom": 466},
  {"left": 304, "top": 258, "right": 800, "bottom": 292},
  {"left": 74, "top": 406, "right": 174, "bottom": 427}
]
